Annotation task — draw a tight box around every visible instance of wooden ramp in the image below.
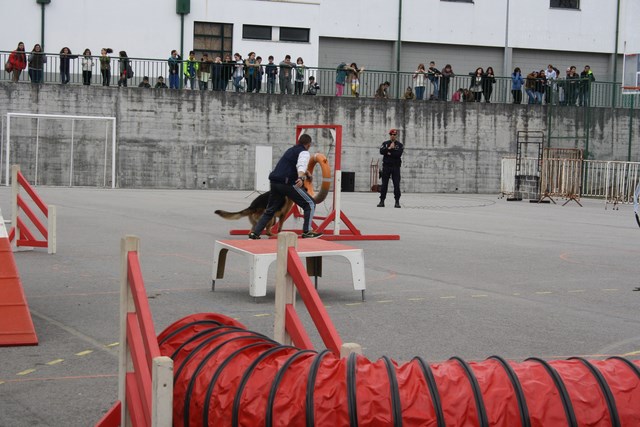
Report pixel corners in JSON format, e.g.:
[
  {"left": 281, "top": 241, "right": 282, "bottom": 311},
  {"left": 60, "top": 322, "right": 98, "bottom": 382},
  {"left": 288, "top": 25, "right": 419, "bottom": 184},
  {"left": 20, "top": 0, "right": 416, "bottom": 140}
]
[{"left": 0, "top": 209, "right": 38, "bottom": 346}]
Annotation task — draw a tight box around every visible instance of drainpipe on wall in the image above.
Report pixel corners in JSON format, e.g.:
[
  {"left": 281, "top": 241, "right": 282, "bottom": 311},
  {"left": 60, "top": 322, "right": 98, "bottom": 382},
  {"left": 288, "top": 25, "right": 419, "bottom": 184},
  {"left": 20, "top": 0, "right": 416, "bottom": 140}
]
[
  {"left": 503, "top": 0, "right": 512, "bottom": 84},
  {"left": 177, "top": 0, "right": 191, "bottom": 90},
  {"left": 395, "top": 0, "right": 403, "bottom": 99},
  {"left": 36, "top": 0, "right": 51, "bottom": 51},
  {"left": 611, "top": 0, "right": 621, "bottom": 107}
]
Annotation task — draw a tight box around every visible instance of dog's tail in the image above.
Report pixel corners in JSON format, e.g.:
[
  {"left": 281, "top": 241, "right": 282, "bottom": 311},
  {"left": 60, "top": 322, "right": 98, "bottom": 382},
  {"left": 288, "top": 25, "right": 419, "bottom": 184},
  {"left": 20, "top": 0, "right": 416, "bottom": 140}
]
[{"left": 214, "top": 208, "right": 255, "bottom": 220}]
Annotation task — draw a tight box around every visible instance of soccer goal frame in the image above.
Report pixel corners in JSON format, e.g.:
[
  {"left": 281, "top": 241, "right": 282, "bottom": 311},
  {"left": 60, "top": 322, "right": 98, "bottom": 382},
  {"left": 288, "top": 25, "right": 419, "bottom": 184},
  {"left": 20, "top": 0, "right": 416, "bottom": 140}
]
[{"left": 3, "top": 113, "right": 117, "bottom": 188}]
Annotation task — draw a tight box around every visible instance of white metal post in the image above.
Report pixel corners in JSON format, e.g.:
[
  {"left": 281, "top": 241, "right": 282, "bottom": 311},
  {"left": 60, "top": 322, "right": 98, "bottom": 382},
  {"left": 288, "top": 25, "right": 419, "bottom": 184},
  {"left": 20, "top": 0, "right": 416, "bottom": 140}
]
[
  {"left": 334, "top": 170, "right": 342, "bottom": 234},
  {"left": 10, "top": 165, "right": 19, "bottom": 250},
  {"left": 112, "top": 119, "right": 117, "bottom": 188},
  {"left": 35, "top": 118, "right": 40, "bottom": 186},
  {"left": 5, "top": 115, "right": 10, "bottom": 186},
  {"left": 69, "top": 120, "right": 75, "bottom": 187},
  {"left": 47, "top": 205, "right": 56, "bottom": 255},
  {"left": 104, "top": 122, "right": 109, "bottom": 187}
]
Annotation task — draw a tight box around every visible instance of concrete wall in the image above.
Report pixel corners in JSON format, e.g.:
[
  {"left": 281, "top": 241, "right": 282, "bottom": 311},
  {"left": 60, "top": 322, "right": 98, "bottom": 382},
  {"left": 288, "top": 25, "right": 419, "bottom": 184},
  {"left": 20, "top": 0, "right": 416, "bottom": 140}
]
[{"left": 1, "top": 83, "right": 638, "bottom": 193}]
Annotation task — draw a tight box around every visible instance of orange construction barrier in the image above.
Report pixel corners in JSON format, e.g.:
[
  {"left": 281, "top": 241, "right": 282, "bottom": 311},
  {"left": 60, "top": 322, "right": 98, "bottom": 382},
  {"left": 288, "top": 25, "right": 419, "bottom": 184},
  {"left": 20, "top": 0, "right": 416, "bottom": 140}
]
[
  {"left": 0, "top": 209, "right": 38, "bottom": 346},
  {"left": 9, "top": 165, "right": 57, "bottom": 254}
]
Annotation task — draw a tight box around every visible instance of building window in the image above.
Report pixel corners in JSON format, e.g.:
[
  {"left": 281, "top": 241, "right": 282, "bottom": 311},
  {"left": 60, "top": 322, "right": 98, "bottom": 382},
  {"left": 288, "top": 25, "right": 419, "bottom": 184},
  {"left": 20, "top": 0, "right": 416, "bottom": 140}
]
[
  {"left": 243, "top": 25, "right": 272, "bottom": 41},
  {"left": 279, "top": 27, "right": 310, "bottom": 43},
  {"left": 550, "top": 0, "right": 579, "bottom": 9},
  {"left": 194, "top": 21, "right": 233, "bottom": 60}
]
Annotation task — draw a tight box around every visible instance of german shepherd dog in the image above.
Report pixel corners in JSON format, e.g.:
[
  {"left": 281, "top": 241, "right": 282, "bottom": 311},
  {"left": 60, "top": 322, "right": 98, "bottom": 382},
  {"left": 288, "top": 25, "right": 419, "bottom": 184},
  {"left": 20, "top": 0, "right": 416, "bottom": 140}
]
[{"left": 215, "top": 192, "right": 294, "bottom": 236}]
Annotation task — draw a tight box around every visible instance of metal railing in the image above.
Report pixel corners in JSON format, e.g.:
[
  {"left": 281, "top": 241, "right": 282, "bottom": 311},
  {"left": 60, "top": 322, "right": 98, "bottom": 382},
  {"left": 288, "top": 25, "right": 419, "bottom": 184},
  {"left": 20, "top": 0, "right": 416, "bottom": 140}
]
[{"left": 2, "top": 50, "right": 639, "bottom": 107}]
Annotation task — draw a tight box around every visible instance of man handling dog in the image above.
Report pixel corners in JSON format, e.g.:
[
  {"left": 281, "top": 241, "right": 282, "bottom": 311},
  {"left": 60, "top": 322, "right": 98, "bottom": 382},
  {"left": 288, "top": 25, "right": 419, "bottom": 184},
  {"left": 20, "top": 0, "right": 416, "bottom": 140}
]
[{"left": 249, "top": 133, "right": 322, "bottom": 239}]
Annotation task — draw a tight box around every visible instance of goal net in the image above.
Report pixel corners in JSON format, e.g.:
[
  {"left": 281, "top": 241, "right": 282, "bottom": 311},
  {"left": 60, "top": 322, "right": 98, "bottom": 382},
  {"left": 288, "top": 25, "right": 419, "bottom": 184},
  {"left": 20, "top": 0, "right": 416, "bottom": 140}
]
[{"left": 3, "top": 113, "right": 117, "bottom": 187}]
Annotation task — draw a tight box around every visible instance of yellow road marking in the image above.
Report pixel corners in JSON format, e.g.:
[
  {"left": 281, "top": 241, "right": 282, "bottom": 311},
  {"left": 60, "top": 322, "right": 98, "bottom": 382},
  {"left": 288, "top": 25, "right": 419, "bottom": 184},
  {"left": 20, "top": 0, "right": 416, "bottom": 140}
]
[
  {"left": 75, "top": 350, "right": 93, "bottom": 356},
  {"left": 471, "top": 294, "right": 488, "bottom": 298},
  {"left": 17, "top": 369, "right": 36, "bottom": 376},
  {"left": 622, "top": 350, "right": 640, "bottom": 356},
  {"left": 0, "top": 381, "right": 4, "bottom": 385},
  {"left": 535, "top": 291, "right": 553, "bottom": 294},
  {"left": 254, "top": 313, "right": 271, "bottom": 317},
  {"left": 440, "top": 296, "right": 456, "bottom": 299},
  {"left": 377, "top": 300, "right": 393, "bottom": 303},
  {"left": 408, "top": 298, "right": 424, "bottom": 301},
  {"left": 568, "top": 290, "right": 585, "bottom": 293},
  {"left": 602, "top": 288, "right": 618, "bottom": 292},
  {"left": 345, "top": 302, "right": 362, "bottom": 306},
  {"left": 46, "top": 359, "right": 64, "bottom": 366},
  {"left": 513, "top": 293, "right": 521, "bottom": 296},
  {"left": 105, "top": 342, "right": 119, "bottom": 348}
]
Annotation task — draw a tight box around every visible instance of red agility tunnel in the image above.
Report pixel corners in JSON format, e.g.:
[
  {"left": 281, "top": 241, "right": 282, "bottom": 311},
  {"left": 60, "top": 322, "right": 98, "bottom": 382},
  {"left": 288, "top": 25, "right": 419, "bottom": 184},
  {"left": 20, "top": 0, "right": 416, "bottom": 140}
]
[{"left": 158, "top": 313, "right": 640, "bottom": 427}]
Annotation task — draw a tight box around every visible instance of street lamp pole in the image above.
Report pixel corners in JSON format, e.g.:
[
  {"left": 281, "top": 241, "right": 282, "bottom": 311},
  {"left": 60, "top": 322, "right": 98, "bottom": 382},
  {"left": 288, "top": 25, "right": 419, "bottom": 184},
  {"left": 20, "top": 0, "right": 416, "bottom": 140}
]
[
  {"left": 36, "top": 0, "right": 51, "bottom": 51},
  {"left": 395, "top": 0, "right": 403, "bottom": 98}
]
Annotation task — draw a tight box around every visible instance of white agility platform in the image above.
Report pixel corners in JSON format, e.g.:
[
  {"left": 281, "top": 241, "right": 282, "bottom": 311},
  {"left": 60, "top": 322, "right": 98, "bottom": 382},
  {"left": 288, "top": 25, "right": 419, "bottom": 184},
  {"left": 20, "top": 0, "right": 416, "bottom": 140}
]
[{"left": 212, "top": 238, "right": 366, "bottom": 299}]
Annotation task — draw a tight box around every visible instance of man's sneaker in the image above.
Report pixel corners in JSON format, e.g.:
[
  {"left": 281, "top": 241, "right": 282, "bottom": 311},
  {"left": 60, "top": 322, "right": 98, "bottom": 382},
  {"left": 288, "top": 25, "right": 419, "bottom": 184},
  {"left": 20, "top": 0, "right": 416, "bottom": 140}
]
[
  {"left": 301, "top": 230, "right": 323, "bottom": 239},
  {"left": 394, "top": 202, "right": 401, "bottom": 208},
  {"left": 377, "top": 201, "right": 385, "bottom": 207},
  {"left": 248, "top": 232, "right": 260, "bottom": 240}
]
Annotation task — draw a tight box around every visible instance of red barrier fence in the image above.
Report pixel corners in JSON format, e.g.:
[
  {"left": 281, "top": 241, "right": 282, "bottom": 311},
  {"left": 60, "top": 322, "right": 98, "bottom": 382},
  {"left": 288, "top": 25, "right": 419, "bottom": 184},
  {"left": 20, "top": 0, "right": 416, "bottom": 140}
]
[
  {"left": 98, "top": 233, "right": 640, "bottom": 426},
  {"left": 273, "top": 232, "right": 345, "bottom": 355},
  {"left": 9, "top": 165, "right": 56, "bottom": 254},
  {"left": 158, "top": 232, "right": 640, "bottom": 426},
  {"left": 95, "top": 236, "right": 173, "bottom": 427}
]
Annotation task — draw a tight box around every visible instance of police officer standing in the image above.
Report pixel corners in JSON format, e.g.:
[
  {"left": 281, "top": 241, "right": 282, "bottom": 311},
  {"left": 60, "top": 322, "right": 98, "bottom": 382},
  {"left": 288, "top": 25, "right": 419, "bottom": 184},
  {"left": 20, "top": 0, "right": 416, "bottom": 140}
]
[{"left": 377, "top": 129, "right": 404, "bottom": 208}]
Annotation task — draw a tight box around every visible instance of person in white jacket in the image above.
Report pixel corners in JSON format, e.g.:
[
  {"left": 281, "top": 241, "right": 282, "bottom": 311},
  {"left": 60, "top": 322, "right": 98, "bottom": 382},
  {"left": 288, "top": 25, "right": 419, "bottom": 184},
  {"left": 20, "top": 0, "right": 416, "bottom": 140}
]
[
  {"left": 544, "top": 64, "right": 557, "bottom": 104},
  {"left": 81, "top": 48, "right": 94, "bottom": 86}
]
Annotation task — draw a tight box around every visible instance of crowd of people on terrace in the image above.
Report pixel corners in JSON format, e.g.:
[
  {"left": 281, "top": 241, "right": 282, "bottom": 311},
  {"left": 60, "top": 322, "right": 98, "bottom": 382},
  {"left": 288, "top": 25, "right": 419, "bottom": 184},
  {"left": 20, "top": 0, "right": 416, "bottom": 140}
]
[{"left": 5, "top": 41, "right": 596, "bottom": 106}]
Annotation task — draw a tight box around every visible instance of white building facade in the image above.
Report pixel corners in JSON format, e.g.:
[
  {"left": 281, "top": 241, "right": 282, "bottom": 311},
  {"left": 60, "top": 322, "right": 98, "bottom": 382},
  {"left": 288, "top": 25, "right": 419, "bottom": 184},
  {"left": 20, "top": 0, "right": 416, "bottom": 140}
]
[{"left": 2, "top": 0, "right": 638, "bottom": 80}]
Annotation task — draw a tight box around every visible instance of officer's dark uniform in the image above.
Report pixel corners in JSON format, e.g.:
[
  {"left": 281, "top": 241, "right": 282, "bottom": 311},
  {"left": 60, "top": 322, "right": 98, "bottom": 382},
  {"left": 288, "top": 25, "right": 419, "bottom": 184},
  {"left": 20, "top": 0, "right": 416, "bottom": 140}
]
[
  {"left": 378, "top": 129, "right": 404, "bottom": 208},
  {"left": 251, "top": 141, "right": 316, "bottom": 237}
]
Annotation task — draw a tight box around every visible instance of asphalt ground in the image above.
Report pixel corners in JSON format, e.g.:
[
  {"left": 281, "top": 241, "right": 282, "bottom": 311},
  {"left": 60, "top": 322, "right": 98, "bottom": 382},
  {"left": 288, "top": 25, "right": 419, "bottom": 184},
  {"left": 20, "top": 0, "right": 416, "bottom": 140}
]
[{"left": 0, "top": 187, "right": 639, "bottom": 426}]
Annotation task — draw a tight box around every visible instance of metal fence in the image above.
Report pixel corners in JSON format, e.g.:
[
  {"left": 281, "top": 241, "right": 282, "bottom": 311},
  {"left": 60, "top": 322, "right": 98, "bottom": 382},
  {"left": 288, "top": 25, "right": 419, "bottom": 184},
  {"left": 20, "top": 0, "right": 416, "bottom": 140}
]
[
  {"left": 2, "top": 50, "right": 639, "bottom": 107},
  {"left": 502, "top": 156, "right": 640, "bottom": 206}
]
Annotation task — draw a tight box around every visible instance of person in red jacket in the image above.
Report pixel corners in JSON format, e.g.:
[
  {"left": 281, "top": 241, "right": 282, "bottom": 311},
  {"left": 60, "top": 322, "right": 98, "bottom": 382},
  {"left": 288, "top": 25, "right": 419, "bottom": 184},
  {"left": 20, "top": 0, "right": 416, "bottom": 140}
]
[{"left": 7, "top": 41, "right": 27, "bottom": 82}]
